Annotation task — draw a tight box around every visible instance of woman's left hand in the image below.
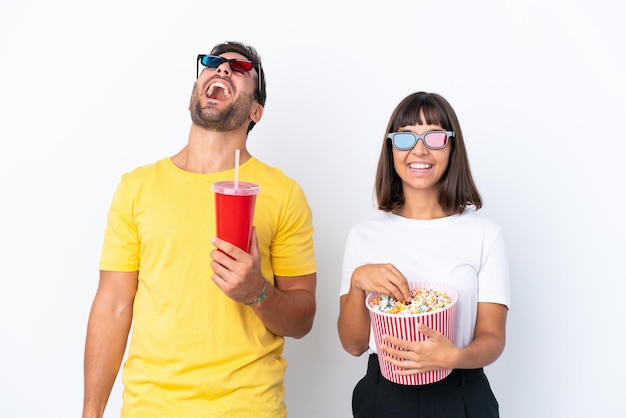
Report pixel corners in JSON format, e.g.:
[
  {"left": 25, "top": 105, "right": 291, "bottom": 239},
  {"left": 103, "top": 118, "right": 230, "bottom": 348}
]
[{"left": 379, "top": 323, "right": 459, "bottom": 375}]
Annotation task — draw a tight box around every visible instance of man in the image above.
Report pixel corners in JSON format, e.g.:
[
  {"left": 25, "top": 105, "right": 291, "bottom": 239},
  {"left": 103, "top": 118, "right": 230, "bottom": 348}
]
[{"left": 82, "top": 41, "right": 317, "bottom": 418}]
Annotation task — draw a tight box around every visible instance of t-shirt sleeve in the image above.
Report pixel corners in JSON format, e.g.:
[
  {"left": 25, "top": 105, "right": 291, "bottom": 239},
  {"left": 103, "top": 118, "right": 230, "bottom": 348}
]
[
  {"left": 339, "top": 227, "right": 359, "bottom": 297},
  {"left": 99, "top": 175, "right": 140, "bottom": 272},
  {"left": 478, "top": 228, "right": 511, "bottom": 308},
  {"left": 270, "top": 181, "right": 316, "bottom": 277}
]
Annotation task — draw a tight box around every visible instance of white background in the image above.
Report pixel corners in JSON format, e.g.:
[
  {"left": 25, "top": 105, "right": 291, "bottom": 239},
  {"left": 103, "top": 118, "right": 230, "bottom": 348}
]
[{"left": 1, "top": 0, "right": 625, "bottom": 417}]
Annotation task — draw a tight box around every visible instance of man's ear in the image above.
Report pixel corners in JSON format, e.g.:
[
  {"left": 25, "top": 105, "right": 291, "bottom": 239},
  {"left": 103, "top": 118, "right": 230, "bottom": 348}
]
[{"left": 250, "top": 103, "right": 264, "bottom": 124}]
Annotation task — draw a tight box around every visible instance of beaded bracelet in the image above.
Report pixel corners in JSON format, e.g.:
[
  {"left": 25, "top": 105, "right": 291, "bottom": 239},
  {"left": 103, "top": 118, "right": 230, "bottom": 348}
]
[{"left": 244, "top": 281, "right": 268, "bottom": 306}]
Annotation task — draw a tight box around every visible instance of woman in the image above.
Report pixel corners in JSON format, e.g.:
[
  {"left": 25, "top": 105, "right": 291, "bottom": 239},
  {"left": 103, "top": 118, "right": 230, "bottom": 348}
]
[{"left": 338, "top": 92, "right": 510, "bottom": 417}]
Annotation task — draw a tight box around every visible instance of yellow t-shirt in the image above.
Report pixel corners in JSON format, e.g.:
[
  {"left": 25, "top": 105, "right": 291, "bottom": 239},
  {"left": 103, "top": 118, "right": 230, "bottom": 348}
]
[{"left": 99, "top": 157, "right": 316, "bottom": 417}]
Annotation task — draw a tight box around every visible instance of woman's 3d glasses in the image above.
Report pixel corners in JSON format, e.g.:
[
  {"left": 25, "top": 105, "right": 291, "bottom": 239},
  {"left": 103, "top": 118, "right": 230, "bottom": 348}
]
[{"left": 387, "top": 131, "right": 454, "bottom": 150}]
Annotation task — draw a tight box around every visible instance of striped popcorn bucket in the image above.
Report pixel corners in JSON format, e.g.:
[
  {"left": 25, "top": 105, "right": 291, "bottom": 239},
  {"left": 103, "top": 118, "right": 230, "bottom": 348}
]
[{"left": 366, "top": 282, "right": 457, "bottom": 385}]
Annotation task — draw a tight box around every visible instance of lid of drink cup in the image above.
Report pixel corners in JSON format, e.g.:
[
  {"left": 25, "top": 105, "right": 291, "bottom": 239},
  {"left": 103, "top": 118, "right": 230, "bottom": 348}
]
[{"left": 212, "top": 181, "right": 261, "bottom": 196}]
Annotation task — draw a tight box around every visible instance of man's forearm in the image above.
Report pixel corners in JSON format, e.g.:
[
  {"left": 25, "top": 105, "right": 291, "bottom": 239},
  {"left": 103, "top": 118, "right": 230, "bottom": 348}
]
[
  {"left": 251, "top": 274, "right": 316, "bottom": 338},
  {"left": 82, "top": 302, "right": 133, "bottom": 417}
]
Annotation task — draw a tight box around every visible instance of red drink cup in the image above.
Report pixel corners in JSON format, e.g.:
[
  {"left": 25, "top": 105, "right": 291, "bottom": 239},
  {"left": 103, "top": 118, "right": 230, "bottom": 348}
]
[{"left": 211, "top": 181, "right": 260, "bottom": 252}]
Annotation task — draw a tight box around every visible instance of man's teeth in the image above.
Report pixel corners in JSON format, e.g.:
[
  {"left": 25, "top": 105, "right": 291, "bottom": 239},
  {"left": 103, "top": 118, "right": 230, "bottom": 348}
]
[
  {"left": 409, "top": 163, "right": 432, "bottom": 169},
  {"left": 207, "top": 82, "right": 231, "bottom": 98}
]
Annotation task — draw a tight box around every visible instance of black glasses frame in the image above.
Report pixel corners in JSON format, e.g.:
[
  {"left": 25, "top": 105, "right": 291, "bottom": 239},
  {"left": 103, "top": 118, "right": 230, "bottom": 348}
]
[
  {"left": 387, "top": 131, "right": 455, "bottom": 150},
  {"left": 196, "top": 54, "right": 264, "bottom": 102}
]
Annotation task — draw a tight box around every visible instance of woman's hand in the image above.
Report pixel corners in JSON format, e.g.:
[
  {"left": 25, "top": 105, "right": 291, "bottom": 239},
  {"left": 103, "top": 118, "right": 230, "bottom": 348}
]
[
  {"left": 379, "top": 323, "right": 460, "bottom": 375},
  {"left": 351, "top": 263, "right": 412, "bottom": 303}
]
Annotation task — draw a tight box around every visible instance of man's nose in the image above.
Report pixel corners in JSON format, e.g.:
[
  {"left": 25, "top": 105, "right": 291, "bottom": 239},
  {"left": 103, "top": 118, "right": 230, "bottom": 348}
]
[{"left": 216, "top": 62, "right": 231, "bottom": 75}]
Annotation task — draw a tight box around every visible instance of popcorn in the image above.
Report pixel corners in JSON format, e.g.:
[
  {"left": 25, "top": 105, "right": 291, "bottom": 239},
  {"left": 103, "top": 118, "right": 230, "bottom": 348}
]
[
  {"left": 368, "top": 288, "right": 453, "bottom": 315},
  {"left": 366, "top": 282, "right": 458, "bottom": 385}
]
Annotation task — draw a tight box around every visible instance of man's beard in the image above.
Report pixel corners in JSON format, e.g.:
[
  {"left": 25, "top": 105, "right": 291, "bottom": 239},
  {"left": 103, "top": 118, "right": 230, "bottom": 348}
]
[{"left": 189, "top": 87, "right": 254, "bottom": 132}]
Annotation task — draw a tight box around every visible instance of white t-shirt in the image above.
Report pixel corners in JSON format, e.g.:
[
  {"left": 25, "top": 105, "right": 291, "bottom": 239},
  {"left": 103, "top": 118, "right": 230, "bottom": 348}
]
[{"left": 340, "top": 208, "right": 510, "bottom": 352}]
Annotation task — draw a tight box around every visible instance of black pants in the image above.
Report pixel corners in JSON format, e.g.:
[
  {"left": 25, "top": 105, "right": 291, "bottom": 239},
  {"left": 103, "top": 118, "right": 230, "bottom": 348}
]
[{"left": 352, "top": 354, "right": 499, "bottom": 418}]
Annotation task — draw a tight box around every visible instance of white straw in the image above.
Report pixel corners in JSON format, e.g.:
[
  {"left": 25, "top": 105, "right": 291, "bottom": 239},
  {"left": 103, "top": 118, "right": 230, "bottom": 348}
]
[{"left": 234, "top": 149, "right": 240, "bottom": 189}]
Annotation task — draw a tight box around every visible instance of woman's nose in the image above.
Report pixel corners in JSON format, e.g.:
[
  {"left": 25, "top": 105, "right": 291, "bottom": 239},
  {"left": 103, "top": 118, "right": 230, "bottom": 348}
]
[{"left": 411, "top": 138, "right": 429, "bottom": 154}]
